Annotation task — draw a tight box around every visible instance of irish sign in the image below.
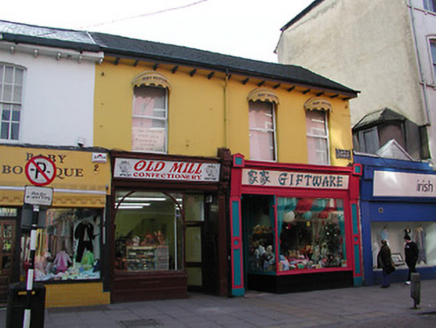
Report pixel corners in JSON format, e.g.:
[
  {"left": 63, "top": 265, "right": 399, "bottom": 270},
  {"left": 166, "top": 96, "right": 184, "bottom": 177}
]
[
  {"left": 242, "top": 169, "right": 349, "bottom": 189},
  {"left": 374, "top": 170, "right": 436, "bottom": 197},
  {"left": 114, "top": 158, "right": 221, "bottom": 182},
  {"left": 25, "top": 155, "right": 56, "bottom": 186}
]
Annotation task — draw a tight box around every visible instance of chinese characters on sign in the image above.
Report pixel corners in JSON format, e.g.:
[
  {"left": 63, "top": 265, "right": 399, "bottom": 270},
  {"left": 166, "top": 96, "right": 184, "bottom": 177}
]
[{"left": 242, "top": 169, "right": 349, "bottom": 189}]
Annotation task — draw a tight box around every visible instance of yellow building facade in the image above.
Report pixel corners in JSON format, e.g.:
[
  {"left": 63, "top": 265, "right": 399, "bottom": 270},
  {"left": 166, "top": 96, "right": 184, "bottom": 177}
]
[{"left": 94, "top": 59, "right": 355, "bottom": 167}]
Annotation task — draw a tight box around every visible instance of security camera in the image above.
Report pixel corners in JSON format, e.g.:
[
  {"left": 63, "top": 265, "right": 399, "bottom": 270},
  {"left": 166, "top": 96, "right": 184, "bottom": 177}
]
[{"left": 77, "top": 137, "right": 86, "bottom": 148}]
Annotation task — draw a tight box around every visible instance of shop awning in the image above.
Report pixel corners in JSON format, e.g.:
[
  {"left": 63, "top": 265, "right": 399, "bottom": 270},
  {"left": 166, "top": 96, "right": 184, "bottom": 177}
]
[
  {"left": 304, "top": 97, "right": 332, "bottom": 112},
  {"left": 247, "top": 88, "right": 280, "bottom": 104},
  {"left": 133, "top": 71, "right": 171, "bottom": 90}
]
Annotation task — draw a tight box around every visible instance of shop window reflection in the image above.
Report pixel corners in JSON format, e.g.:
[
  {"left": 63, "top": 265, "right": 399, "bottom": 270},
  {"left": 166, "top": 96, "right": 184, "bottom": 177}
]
[
  {"left": 247, "top": 196, "right": 347, "bottom": 274},
  {"left": 114, "top": 191, "right": 184, "bottom": 272},
  {"left": 20, "top": 208, "right": 102, "bottom": 282},
  {"left": 277, "top": 197, "right": 346, "bottom": 271}
]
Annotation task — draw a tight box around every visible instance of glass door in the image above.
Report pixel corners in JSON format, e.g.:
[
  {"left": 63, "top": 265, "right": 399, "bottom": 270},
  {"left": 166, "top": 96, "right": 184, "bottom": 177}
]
[{"left": 185, "top": 223, "right": 203, "bottom": 291}]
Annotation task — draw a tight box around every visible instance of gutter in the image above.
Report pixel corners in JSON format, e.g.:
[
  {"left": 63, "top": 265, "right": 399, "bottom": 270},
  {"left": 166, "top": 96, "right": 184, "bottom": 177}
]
[
  {"left": 407, "top": 0, "right": 431, "bottom": 126},
  {"left": 0, "top": 32, "right": 101, "bottom": 53}
]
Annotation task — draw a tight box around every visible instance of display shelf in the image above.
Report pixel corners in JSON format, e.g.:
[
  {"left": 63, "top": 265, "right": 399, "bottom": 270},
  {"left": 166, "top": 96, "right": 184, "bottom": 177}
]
[{"left": 125, "top": 245, "right": 169, "bottom": 271}]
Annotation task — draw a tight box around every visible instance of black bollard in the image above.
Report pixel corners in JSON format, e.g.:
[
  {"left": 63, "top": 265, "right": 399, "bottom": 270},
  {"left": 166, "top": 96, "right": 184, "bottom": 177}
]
[{"left": 410, "top": 272, "right": 421, "bottom": 309}]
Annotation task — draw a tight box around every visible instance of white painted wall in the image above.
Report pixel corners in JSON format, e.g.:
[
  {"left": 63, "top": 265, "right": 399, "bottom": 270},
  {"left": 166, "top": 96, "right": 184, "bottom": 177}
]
[
  {"left": 0, "top": 43, "right": 102, "bottom": 148},
  {"left": 277, "top": 0, "right": 425, "bottom": 128}
]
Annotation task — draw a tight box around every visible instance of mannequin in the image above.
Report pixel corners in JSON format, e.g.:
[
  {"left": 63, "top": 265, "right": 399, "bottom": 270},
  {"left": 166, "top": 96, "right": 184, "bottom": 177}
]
[{"left": 74, "top": 218, "right": 94, "bottom": 262}]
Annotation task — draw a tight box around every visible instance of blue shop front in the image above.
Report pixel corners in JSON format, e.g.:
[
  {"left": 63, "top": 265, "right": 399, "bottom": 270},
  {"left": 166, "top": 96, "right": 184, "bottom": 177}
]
[{"left": 355, "top": 154, "right": 436, "bottom": 285}]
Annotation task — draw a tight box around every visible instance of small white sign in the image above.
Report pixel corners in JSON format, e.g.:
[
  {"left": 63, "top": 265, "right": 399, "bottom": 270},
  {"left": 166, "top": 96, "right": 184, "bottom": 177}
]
[
  {"left": 24, "top": 186, "right": 53, "bottom": 206},
  {"left": 92, "top": 153, "right": 108, "bottom": 163}
]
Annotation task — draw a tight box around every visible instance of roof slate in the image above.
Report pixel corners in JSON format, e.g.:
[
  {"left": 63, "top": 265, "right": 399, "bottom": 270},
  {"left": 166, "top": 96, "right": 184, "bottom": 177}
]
[
  {"left": 0, "top": 19, "right": 357, "bottom": 97},
  {"left": 91, "top": 32, "right": 357, "bottom": 95}
]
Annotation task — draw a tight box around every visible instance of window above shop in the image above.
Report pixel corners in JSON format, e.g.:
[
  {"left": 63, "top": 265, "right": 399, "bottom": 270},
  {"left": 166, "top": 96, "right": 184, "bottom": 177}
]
[
  {"left": 0, "top": 64, "right": 24, "bottom": 141},
  {"left": 353, "top": 108, "right": 429, "bottom": 160},
  {"left": 306, "top": 109, "right": 330, "bottom": 165},
  {"left": 248, "top": 100, "right": 277, "bottom": 161},
  {"left": 132, "top": 82, "right": 168, "bottom": 153},
  {"left": 423, "top": 0, "right": 436, "bottom": 12}
]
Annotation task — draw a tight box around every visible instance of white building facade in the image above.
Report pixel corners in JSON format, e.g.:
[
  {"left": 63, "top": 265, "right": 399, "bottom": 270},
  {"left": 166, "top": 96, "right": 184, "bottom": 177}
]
[
  {"left": 276, "top": 0, "right": 436, "bottom": 162},
  {"left": 0, "top": 22, "right": 103, "bottom": 147}
]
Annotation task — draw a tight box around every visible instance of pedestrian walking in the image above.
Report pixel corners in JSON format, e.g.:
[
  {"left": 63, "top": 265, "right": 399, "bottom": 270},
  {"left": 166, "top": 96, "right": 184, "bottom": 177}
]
[
  {"left": 377, "top": 239, "right": 395, "bottom": 288},
  {"left": 404, "top": 234, "right": 419, "bottom": 285}
]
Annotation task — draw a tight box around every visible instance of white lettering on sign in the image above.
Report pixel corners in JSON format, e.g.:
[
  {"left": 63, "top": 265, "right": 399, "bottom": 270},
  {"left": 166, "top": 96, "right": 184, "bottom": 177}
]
[
  {"left": 374, "top": 170, "right": 436, "bottom": 197},
  {"left": 242, "top": 169, "right": 349, "bottom": 189},
  {"left": 114, "top": 158, "right": 220, "bottom": 182}
]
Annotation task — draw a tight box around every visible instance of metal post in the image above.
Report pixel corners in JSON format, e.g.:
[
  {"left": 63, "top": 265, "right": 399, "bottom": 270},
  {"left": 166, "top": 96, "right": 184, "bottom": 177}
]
[
  {"left": 411, "top": 272, "right": 421, "bottom": 309},
  {"left": 23, "top": 205, "right": 39, "bottom": 328}
]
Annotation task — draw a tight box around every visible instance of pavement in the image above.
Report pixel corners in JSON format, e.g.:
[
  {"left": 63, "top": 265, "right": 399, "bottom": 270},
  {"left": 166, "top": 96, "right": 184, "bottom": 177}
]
[{"left": 1, "top": 280, "right": 436, "bottom": 328}]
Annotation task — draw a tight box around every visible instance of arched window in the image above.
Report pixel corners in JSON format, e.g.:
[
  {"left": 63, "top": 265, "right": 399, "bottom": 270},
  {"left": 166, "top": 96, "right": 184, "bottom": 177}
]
[
  {"left": 248, "top": 88, "right": 279, "bottom": 161},
  {"left": 132, "top": 72, "right": 170, "bottom": 153},
  {"left": 305, "top": 98, "right": 331, "bottom": 165}
]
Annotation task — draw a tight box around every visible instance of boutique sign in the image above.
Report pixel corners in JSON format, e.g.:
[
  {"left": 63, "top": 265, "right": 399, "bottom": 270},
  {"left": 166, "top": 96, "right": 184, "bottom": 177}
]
[
  {"left": 374, "top": 170, "right": 436, "bottom": 197},
  {"left": 242, "top": 169, "right": 349, "bottom": 190},
  {"left": 114, "top": 158, "right": 221, "bottom": 182}
]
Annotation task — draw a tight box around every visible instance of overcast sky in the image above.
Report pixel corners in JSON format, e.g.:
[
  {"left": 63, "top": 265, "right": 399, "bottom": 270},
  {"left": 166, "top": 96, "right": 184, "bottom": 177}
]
[{"left": 0, "top": 0, "right": 314, "bottom": 62}]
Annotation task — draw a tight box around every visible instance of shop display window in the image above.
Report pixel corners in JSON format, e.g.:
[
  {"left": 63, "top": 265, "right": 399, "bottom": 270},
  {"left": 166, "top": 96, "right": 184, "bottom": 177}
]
[
  {"left": 277, "top": 197, "right": 346, "bottom": 271},
  {"left": 114, "top": 191, "right": 183, "bottom": 272},
  {"left": 246, "top": 196, "right": 275, "bottom": 272},
  {"left": 21, "top": 208, "right": 102, "bottom": 281},
  {"left": 246, "top": 196, "right": 347, "bottom": 274},
  {"left": 371, "top": 222, "right": 436, "bottom": 269}
]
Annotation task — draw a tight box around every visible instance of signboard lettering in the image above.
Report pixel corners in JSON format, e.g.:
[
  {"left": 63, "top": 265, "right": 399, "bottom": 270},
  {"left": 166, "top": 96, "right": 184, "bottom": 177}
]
[
  {"left": 374, "top": 170, "right": 436, "bottom": 197},
  {"left": 114, "top": 158, "right": 220, "bottom": 182},
  {"left": 242, "top": 169, "right": 349, "bottom": 189}
]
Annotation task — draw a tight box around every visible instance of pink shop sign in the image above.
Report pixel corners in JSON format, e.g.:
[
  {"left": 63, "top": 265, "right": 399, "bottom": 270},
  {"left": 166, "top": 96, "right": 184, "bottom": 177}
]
[{"left": 114, "top": 158, "right": 220, "bottom": 182}]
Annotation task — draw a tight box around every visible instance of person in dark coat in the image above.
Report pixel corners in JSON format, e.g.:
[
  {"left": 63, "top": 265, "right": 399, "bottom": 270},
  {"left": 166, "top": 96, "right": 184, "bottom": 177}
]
[
  {"left": 404, "top": 234, "right": 419, "bottom": 284},
  {"left": 377, "top": 239, "right": 395, "bottom": 288}
]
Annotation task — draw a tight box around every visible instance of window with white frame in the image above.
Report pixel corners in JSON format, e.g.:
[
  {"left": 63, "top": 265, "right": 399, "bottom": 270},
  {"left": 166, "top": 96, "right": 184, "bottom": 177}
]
[
  {"left": 430, "top": 39, "right": 436, "bottom": 79},
  {"left": 306, "top": 110, "right": 329, "bottom": 165},
  {"left": 424, "top": 0, "right": 436, "bottom": 12},
  {"left": 248, "top": 100, "right": 276, "bottom": 161},
  {"left": 0, "top": 64, "right": 24, "bottom": 141},
  {"left": 132, "top": 85, "right": 168, "bottom": 153}
]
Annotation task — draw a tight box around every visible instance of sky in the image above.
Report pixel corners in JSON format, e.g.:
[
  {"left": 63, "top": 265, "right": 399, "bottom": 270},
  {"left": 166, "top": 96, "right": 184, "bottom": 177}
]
[{"left": 0, "top": 0, "right": 314, "bottom": 63}]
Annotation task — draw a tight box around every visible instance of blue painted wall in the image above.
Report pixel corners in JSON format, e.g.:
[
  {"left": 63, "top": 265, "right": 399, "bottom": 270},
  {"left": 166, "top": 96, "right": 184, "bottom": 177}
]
[{"left": 355, "top": 154, "right": 436, "bottom": 285}]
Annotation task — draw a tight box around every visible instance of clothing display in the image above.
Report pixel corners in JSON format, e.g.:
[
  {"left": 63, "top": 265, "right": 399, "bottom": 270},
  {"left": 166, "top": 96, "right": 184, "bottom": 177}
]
[
  {"left": 22, "top": 208, "right": 102, "bottom": 282},
  {"left": 74, "top": 219, "right": 94, "bottom": 262}
]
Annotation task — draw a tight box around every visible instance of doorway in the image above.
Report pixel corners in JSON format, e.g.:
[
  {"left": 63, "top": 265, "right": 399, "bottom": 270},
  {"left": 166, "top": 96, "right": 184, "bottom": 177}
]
[
  {"left": 0, "top": 218, "right": 16, "bottom": 303},
  {"left": 185, "top": 223, "right": 203, "bottom": 292}
]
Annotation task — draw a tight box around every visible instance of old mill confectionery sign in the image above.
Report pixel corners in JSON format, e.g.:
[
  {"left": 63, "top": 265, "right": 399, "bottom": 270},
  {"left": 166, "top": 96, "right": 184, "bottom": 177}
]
[
  {"left": 114, "top": 158, "right": 221, "bottom": 182},
  {"left": 242, "top": 169, "right": 349, "bottom": 189}
]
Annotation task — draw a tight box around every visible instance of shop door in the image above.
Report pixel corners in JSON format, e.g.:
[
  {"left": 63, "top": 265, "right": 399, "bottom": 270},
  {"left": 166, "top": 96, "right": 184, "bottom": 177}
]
[
  {"left": 185, "top": 223, "right": 204, "bottom": 292},
  {"left": 0, "top": 219, "right": 16, "bottom": 302}
]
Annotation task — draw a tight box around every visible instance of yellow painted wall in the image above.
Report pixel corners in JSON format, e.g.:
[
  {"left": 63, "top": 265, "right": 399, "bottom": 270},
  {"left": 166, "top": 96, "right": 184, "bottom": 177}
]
[
  {"left": 45, "top": 282, "right": 110, "bottom": 308},
  {"left": 94, "top": 59, "right": 354, "bottom": 166}
]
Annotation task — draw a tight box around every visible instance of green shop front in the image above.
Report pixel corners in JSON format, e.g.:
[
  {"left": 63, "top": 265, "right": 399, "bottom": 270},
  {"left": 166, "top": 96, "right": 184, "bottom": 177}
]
[{"left": 229, "top": 155, "right": 362, "bottom": 295}]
